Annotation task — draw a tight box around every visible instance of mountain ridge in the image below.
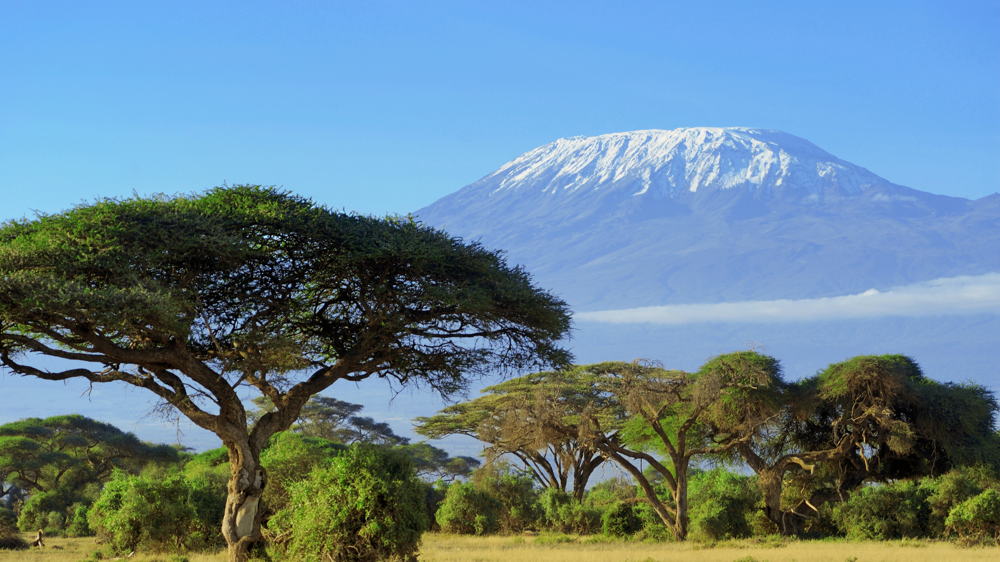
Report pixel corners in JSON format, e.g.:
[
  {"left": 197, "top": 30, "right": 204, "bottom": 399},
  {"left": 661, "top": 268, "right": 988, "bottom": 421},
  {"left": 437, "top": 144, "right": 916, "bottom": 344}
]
[{"left": 416, "top": 128, "right": 999, "bottom": 310}]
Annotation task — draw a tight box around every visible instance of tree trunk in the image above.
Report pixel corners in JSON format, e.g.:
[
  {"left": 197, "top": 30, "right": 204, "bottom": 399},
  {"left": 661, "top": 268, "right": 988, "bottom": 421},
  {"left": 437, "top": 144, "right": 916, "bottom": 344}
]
[
  {"left": 671, "top": 459, "right": 690, "bottom": 540},
  {"left": 757, "top": 469, "right": 794, "bottom": 535},
  {"left": 221, "top": 438, "right": 268, "bottom": 562},
  {"left": 571, "top": 453, "right": 602, "bottom": 502}
]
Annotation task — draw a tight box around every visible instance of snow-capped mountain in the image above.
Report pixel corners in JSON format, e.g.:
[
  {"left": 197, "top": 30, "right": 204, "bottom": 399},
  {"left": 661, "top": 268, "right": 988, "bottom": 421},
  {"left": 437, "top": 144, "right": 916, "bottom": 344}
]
[
  {"left": 479, "top": 128, "right": 887, "bottom": 199},
  {"left": 417, "top": 128, "right": 1000, "bottom": 310}
]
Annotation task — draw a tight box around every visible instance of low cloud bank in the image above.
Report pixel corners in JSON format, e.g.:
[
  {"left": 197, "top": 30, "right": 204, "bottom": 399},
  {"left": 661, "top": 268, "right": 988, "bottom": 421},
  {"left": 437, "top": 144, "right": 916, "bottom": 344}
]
[{"left": 576, "top": 273, "right": 1000, "bottom": 325}]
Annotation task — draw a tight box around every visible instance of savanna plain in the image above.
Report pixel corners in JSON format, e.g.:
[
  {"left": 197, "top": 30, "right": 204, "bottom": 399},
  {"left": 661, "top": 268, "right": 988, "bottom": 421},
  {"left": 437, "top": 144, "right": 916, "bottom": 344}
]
[{"left": 3, "top": 534, "right": 999, "bottom": 562}]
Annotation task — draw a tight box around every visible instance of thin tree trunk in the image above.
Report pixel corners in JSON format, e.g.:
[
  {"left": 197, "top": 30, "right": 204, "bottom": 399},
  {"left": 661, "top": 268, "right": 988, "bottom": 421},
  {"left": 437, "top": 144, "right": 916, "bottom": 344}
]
[{"left": 672, "top": 460, "right": 690, "bottom": 540}]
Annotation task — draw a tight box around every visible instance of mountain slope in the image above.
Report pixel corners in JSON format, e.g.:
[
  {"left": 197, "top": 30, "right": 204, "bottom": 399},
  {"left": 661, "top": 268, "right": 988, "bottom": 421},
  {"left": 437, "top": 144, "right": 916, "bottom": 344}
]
[{"left": 416, "top": 128, "right": 1000, "bottom": 310}]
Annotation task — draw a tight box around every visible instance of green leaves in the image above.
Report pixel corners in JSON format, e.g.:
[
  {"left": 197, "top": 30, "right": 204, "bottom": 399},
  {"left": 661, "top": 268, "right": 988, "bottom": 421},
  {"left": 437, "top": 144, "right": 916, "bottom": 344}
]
[
  {"left": 1, "top": 184, "right": 572, "bottom": 415},
  {"left": 268, "top": 444, "right": 427, "bottom": 562}
]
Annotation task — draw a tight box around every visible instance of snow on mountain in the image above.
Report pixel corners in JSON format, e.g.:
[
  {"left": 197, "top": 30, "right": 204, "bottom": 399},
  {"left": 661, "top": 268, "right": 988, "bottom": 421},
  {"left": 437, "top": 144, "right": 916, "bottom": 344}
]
[
  {"left": 417, "top": 128, "right": 1000, "bottom": 311},
  {"left": 484, "top": 128, "right": 886, "bottom": 199}
]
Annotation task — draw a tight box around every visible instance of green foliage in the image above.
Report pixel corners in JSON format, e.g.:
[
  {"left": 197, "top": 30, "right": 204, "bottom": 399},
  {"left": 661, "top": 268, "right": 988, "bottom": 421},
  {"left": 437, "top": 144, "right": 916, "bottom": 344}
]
[
  {"left": 833, "top": 481, "right": 931, "bottom": 540},
  {"left": 397, "top": 442, "right": 480, "bottom": 482},
  {"left": 921, "top": 466, "right": 995, "bottom": 536},
  {"left": 602, "top": 501, "right": 642, "bottom": 537},
  {"left": 945, "top": 488, "right": 1000, "bottom": 543},
  {"left": 18, "top": 488, "right": 77, "bottom": 534},
  {"left": 435, "top": 482, "right": 501, "bottom": 535},
  {"left": 471, "top": 462, "right": 541, "bottom": 533},
  {"left": 415, "top": 368, "right": 606, "bottom": 499},
  {"left": 87, "top": 469, "right": 225, "bottom": 553},
  {"left": 267, "top": 444, "right": 426, "bottom": 562},
  {"left": 0, "top": 415, "right": 176, "bottom": 500},
  {"left": 418, "top": 480, "right": 449, "bottom": 532},
  {"left": 0, "top": 510, "right": 28, "bottom": 550},
  {"left": 538, "top": 488, "right": 602, "bottom": 534},
  {"left": 258, "top": 432, "right": 344, "bottom": 517},
  {"left": 249, "top": 396, "right": 412, "bottom": 447},
  {"left": 67, "top": 503, "right": 93, "bottom": 537},
  {"left": 0, "top": 186, "right": 571, "bottom": 415},
  {"left": 687, "top": 468, "right": 760, "bottom": 541}
]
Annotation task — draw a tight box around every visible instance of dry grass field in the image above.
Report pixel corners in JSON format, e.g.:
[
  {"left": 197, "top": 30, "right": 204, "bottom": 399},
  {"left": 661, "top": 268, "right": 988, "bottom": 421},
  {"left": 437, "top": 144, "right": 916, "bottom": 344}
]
[
  {"left": 417, "top": 533, "right": 1000, "bottom": 562},
  {"left": 0, "top": 535, "right": 224, "bottom": 562},
  {"left": 2, "top": 533, "right": 998, "bottom": 562}
]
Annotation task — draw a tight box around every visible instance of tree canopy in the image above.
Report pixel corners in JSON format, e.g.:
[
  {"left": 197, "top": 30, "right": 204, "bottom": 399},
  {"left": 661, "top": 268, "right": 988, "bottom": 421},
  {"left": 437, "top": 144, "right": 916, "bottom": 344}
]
[
  {"left": 0, "top": 186, "right": 572, "bottom": 560},
  {"left": 0, "top": 415, "right": 176, "bottom": 499},
  {"left": 415, "top": 369, "right": 605, "bottom": 500},
  {"left": 730, "top": 354, "right": 1000, "bottom": 535}
]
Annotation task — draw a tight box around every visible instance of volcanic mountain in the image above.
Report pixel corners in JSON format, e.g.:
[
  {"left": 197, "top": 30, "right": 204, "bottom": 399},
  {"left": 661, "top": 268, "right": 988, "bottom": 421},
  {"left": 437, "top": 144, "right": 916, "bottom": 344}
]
[{"left": 416, "top": 128, "right": 1000, "bottom": 311}]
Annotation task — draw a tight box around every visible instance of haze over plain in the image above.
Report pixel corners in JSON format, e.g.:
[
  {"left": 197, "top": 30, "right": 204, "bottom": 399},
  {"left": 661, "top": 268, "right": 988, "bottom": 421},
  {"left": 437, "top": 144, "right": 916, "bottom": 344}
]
[{"left": 1, "top": 2, "right": 997, "bottom": 454}]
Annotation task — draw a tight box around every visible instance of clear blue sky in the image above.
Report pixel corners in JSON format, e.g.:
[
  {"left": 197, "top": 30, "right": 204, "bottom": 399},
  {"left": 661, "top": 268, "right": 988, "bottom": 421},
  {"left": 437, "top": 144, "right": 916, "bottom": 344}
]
[
  {"left": 1, "top": 1, "right": 998, "bottom": 451},
  {"left": 2, "top": 0, "right": 998, "bottom": 223}
]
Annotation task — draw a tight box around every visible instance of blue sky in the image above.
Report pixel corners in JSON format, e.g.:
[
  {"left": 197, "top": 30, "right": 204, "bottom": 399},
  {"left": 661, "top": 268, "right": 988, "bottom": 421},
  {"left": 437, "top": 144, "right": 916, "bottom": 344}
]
[
  {"left": 1, "top": 1, "right": 998, "bottom": 451},
  {"left": 2, "top": 0, "right": 998, "bottom": 224}
]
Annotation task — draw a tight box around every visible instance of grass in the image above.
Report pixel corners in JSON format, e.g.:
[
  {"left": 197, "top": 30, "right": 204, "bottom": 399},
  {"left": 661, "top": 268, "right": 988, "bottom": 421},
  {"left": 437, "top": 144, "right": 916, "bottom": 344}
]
[
  {"left": 2, "top": 533, "right": 998, "bottom": 562},
  {"left": 0, "top": 535, "right": 224, "bottom": 562},
  {"left": 417, "top": 533, "right": 1000, "bottom": 562}
]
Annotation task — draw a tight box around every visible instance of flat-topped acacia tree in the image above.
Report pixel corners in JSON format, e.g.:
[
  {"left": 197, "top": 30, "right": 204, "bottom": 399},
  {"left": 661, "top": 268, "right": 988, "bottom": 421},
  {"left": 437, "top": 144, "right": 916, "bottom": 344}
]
[{"left": 0, "top": 186, "right": 572, "bottom": 561}]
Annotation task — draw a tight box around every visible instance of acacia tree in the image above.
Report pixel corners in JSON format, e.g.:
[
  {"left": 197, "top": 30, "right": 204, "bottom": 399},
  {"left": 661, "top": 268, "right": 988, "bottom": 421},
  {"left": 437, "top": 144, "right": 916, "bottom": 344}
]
[
  {"left": 731, "top": 354, "right": 1000, "bottom": 536},
  {"left": 247, "top": 395, "right": 409, "bottom": 445},
  {"left": 415, "top": 370, "right": 605, "bottom": 500},
  {"left": 0, "top": 415, "right": 175, "bottom": 499},
  {"left": 529, "top": 352, "right": 783, "bottom": 540},
  {"left": 0, "top": 186, "right": 571, "bottom": 561}
]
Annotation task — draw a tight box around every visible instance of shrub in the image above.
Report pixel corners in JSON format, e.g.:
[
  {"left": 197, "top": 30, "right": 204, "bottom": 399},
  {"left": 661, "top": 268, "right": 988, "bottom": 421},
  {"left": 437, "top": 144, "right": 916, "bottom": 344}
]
[
  {"left": 922, "top": 467, "right": 992, "bottom": 537},
  {"left": 602, "top": 501, "right": 642, "bottom": 537},
  {"left": 259, "top": 432, "right": 345, "bottom": 518},
  {"left": 587, "top": 477, "right": 638, "bottom": 506},
  {"left": 419, "top": 480, "right": 448, "bottom": 532},
  {"left": 17, "top": 489, "right": 77, "bottom": 535},
  {"left": 268, "top": 444, "right": 427, "bottom": 562},
  {"left": 66, "top": 504, "right": 94, "bottom": 537},
  {"left": 435, "top": 482, "right": 501, "bottom": 535},
  {"left": 472, "top": 462, "right": 541, "bottom": 533},
  {"left": 538, "top": 488, "right": 602, "bottom": 534},
  {"left": 688, "top": 468, "right": 759, "bottom": 541},
  {"left": 833, "top": 481, "right": 931, "bottom": 540},
  {"left": 945, "top": 488, "right": 1000, "bottom": 543},
  {"left": 0, "top": 515, "right": 28, "bottom": 550},
  {"left": 88, "top": 470, "right": 225, "bottom": 553}
]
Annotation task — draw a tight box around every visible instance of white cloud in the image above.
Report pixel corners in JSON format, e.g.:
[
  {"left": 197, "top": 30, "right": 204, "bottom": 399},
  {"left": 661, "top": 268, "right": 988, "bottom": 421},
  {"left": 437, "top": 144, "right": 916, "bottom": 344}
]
[{"left": 576, "top": 273, "right": 1000, "bottom": 325}]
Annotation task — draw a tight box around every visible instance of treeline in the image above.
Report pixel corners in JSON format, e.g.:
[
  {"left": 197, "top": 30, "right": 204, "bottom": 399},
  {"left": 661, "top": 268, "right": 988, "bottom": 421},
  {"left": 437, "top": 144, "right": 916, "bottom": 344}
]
[
  {"left": 417, "top": 352, "right": 1000, "bottom": 544},
  {"left": 0, "top": 398, "right": 476, "bottom": 558},
  {"left": 4, "top": 351, "right": 1000, "bottom": 561}
]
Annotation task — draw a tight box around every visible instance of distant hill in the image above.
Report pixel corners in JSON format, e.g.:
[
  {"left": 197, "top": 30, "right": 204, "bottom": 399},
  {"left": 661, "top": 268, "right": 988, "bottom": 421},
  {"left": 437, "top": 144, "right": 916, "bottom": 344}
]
[{"left": 416, "top": 128, "right": 1000, "bottom": 311}]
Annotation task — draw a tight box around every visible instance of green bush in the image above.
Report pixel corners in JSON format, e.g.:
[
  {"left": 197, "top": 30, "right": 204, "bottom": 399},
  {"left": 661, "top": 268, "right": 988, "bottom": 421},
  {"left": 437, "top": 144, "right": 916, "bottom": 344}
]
[
  {"left": 419, "top": 480, "right": 448, "bottom": 532},
  {"left": 538, "top": 488, "right": 602, "bottom": 534},
  {"left": 259, "top": 432, "right": 345, "bottom": 518},
  {"left": 586, "top": 477, "right": 638, "bottom": 506},
  {"left": 602, "top": 501, "right": 642, "bottom": 537},
  {"left": 435, "top": 482, "right": 501, "bottom": 535},
  {"left": 88, "top": 470, "right": 225, "bottom": 553},
  {"left": 945, "top": 488, "right": 1000, "bottom": 543},
  {"left": 66, "top": 504, "right": 94, "bottom": 537},
  {"left": 922, "top": 467, "right": 993, "bottom": 537},
  {"left": 268, "top": 444, "right": 426, "bottom": 562},
  {"left": 17, "top": 489, "right": 76, "bottom": 535},
  {"left": 0, "top": 514, "right": 28, "bottom": 550},
  {"left": 833, "top": 481, "right": 931, "bottom": 540},
  {"left": 688, "top": 468, "right": 759, "bottom": 541},
  {"left": 472, "top": 462, "right": 541, "bottom": 533},
  {"left": 0, "top": 507, "right": 15, "bottom": 530}
]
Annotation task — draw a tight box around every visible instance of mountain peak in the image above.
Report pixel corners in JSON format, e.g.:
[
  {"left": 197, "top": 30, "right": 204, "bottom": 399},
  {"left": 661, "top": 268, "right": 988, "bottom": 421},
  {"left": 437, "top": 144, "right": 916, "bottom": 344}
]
[
  {"left": 416, "top": 128, "right": 995, "bottom": 310},
  {"left": 483, "top": 127, "right": 890, "bottom": 202}
]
